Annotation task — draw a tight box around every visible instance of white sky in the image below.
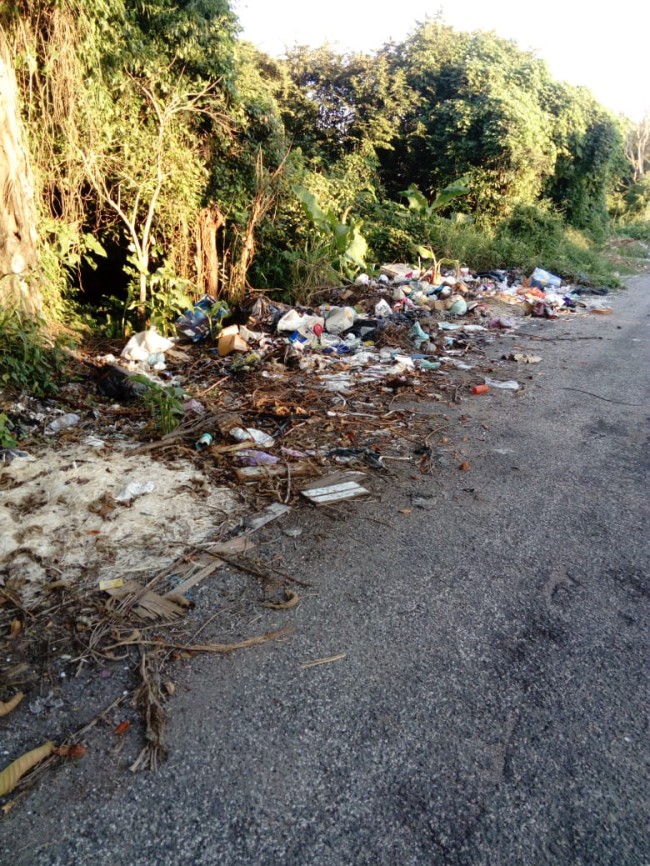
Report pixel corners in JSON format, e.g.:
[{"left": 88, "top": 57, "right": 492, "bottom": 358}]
[{"left": 234, "top": 0, "right": 649, "bottom": 122}]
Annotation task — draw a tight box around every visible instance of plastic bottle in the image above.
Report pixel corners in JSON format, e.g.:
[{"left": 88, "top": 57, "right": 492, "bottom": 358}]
[
  {"left": 45, "top": 413, "right": 81, "bottom": 435},
  {"left": 195, "top": 433, "right": 214, "bottom": 450}
]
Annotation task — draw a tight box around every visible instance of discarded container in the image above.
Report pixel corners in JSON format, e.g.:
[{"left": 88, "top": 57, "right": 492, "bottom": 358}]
[
  {"left": 323, "top": 306, "right": 358, "bottom": 335},
  {"left": 45, "top": 413, "right": 80, "bottom": 435},
  {"left": 530, "top": 267, "right": 562, "bottom": 289},
  {"left": 276, "top": 310, "right": 325, "bottom": 335},
  {"left": 484, "top": 377, "right": 520, "bottom": 391},
  {"left": 472, "top": 384, "right": 489, "bottom": 395},
  {"left": 218, "top": 327, "right": 249, "bottom": 356},
  {"left": 195, "top": 433, "right": 214, "bottom": 450}
]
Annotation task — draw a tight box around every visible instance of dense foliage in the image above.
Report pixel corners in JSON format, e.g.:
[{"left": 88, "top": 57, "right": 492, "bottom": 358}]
[{"left": 0, "top": 6, "right": 645, "bottom": 329}]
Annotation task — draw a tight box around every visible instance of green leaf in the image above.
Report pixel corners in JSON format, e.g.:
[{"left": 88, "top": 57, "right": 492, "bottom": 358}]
[
  {"left": 293, "top": 185, "right": 329, "bottom": 230},
  {"left": 343, "top": 223, "right": 368, "bottom": 268},
  {"left": 401, "top": 185, "right": 429, "bottom": 214},
  {"left": 429, "top": 177, "right": 471, "bottom": 211},
  {"left": 83, "top": 233, "right": 108, "bottom": 258}
]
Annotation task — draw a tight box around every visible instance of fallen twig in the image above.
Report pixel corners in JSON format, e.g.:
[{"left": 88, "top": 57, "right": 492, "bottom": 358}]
[
  {"left": 102, "top": 625, "right": 293, "bottom": 654},
  {"left": 562, "top": 387, "right": 642, "bottom": 406},
  {"left": 300, "top": 653, "right": 346, "bottom": 669}
]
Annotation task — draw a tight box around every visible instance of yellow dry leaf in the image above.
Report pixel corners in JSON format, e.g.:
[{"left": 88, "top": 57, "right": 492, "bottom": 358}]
[
  {"left": 0, "top": 692, "right": 24, "bottom": 718},
  {"left": 0, "top": 741, "right": 56, "bottom": 798}
]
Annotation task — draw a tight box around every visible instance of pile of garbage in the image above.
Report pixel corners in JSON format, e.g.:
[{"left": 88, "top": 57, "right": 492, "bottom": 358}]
[{"left": 97, "top": 262, "right": 611, "bottom": 391}]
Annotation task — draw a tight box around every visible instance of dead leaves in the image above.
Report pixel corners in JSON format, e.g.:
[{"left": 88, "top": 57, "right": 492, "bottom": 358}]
[
  {"left": 0, "top": 692, "right": 24, "bottom": 718},
  {"left": 0, "top": 741, "right": 56, "bottom": 798},
  {"left": 105, "top": 582, "right": 190, "bottom": 622}
]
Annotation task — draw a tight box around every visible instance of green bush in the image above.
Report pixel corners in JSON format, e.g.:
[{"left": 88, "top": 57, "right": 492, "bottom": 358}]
[{"left": 0, "top": 310, "right": 68, "bottom": 396}]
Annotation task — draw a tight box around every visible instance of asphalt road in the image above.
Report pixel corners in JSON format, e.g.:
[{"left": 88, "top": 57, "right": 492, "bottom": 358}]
[{"left": 2, "top": 277, "right": 648, "bottom": 866}]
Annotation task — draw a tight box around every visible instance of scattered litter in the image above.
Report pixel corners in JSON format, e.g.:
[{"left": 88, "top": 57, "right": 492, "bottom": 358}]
[
  {"left": 530, "top": 267, "right": 562, "bottom": 289},
  {"left": 509, "top": 353, "right": 542, "bottom": 364},
  {"left": 114, "top": 480, "right": 156, "bottom": 502},
  {"left": 0, "top": 251, "right": 622, "bottom": 793},
  {"left": 300, "top": 472, "right": 370, "bottom": 505},
  {"left": 45, "top": 413, "right": 80, "bottom": 435},
  {"left": 98, "top": 577, "right": 124, "bottom": 591},
  {"left": 237, "top": 449, "right": 280, "bottom": 466},
  {"left": 28, "top": 692, "right": 64, "bottom": 716},
  {"left": 175, "top": 295, "right": 226, "bottom": 342},
  {"left": 241, "top": 502, "right": 290, "bottom": 533},
  {"left": 121, "top": 329, "right": 174, "bottom": 363},
  {"left": 230, "top": 427, "right": 275, "bottom": 448},
  {"left": 195, "top": 432, "right": 214, "bottom": 450},
  {"left": 218, "top": 326, "right": 249, "bottom": 356},
  {"left": 484, "top": 377, "right": 521, "bottom": 391},
  {"left": 96, "top": 365, "right": 148, "bottom": 400},
  {"left": 0, "top": 448, "right": 34, "bottom": 463}
]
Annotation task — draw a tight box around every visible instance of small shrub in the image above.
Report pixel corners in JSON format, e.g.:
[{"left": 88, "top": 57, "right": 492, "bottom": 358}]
[
  {"left": 0, "top": 413, "right": 17, "bottom": 448},
  {"left": 0, "top": 310, "right": 67, "bottom": 396},
  {"left": 131, "top": 376, "right": 185, "bottom": 435}
]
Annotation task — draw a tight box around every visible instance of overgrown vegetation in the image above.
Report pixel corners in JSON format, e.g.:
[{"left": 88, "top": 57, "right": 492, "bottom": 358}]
[
  {"left": 0, "top": 5, "right": 648, "bottom": 336},
  {"left": 0, "top": 309, "right": 66, "bottom": 396}
]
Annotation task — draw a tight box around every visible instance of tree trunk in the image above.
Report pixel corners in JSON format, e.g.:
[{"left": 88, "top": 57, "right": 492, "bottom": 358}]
[
  {"left": 0, "top": 38, "right": 40, "bottom": 313},
  {"left": 197, "top": 205, "right": 225, "bottom": 298}
]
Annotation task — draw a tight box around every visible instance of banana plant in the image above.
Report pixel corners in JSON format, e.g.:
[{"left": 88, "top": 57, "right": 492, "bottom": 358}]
[
  {"left": 293, "top": 185, "right": 368, "bottom": 279},
  {"left": 401, "top": 177, "right": 470, "bottom": 217}
]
